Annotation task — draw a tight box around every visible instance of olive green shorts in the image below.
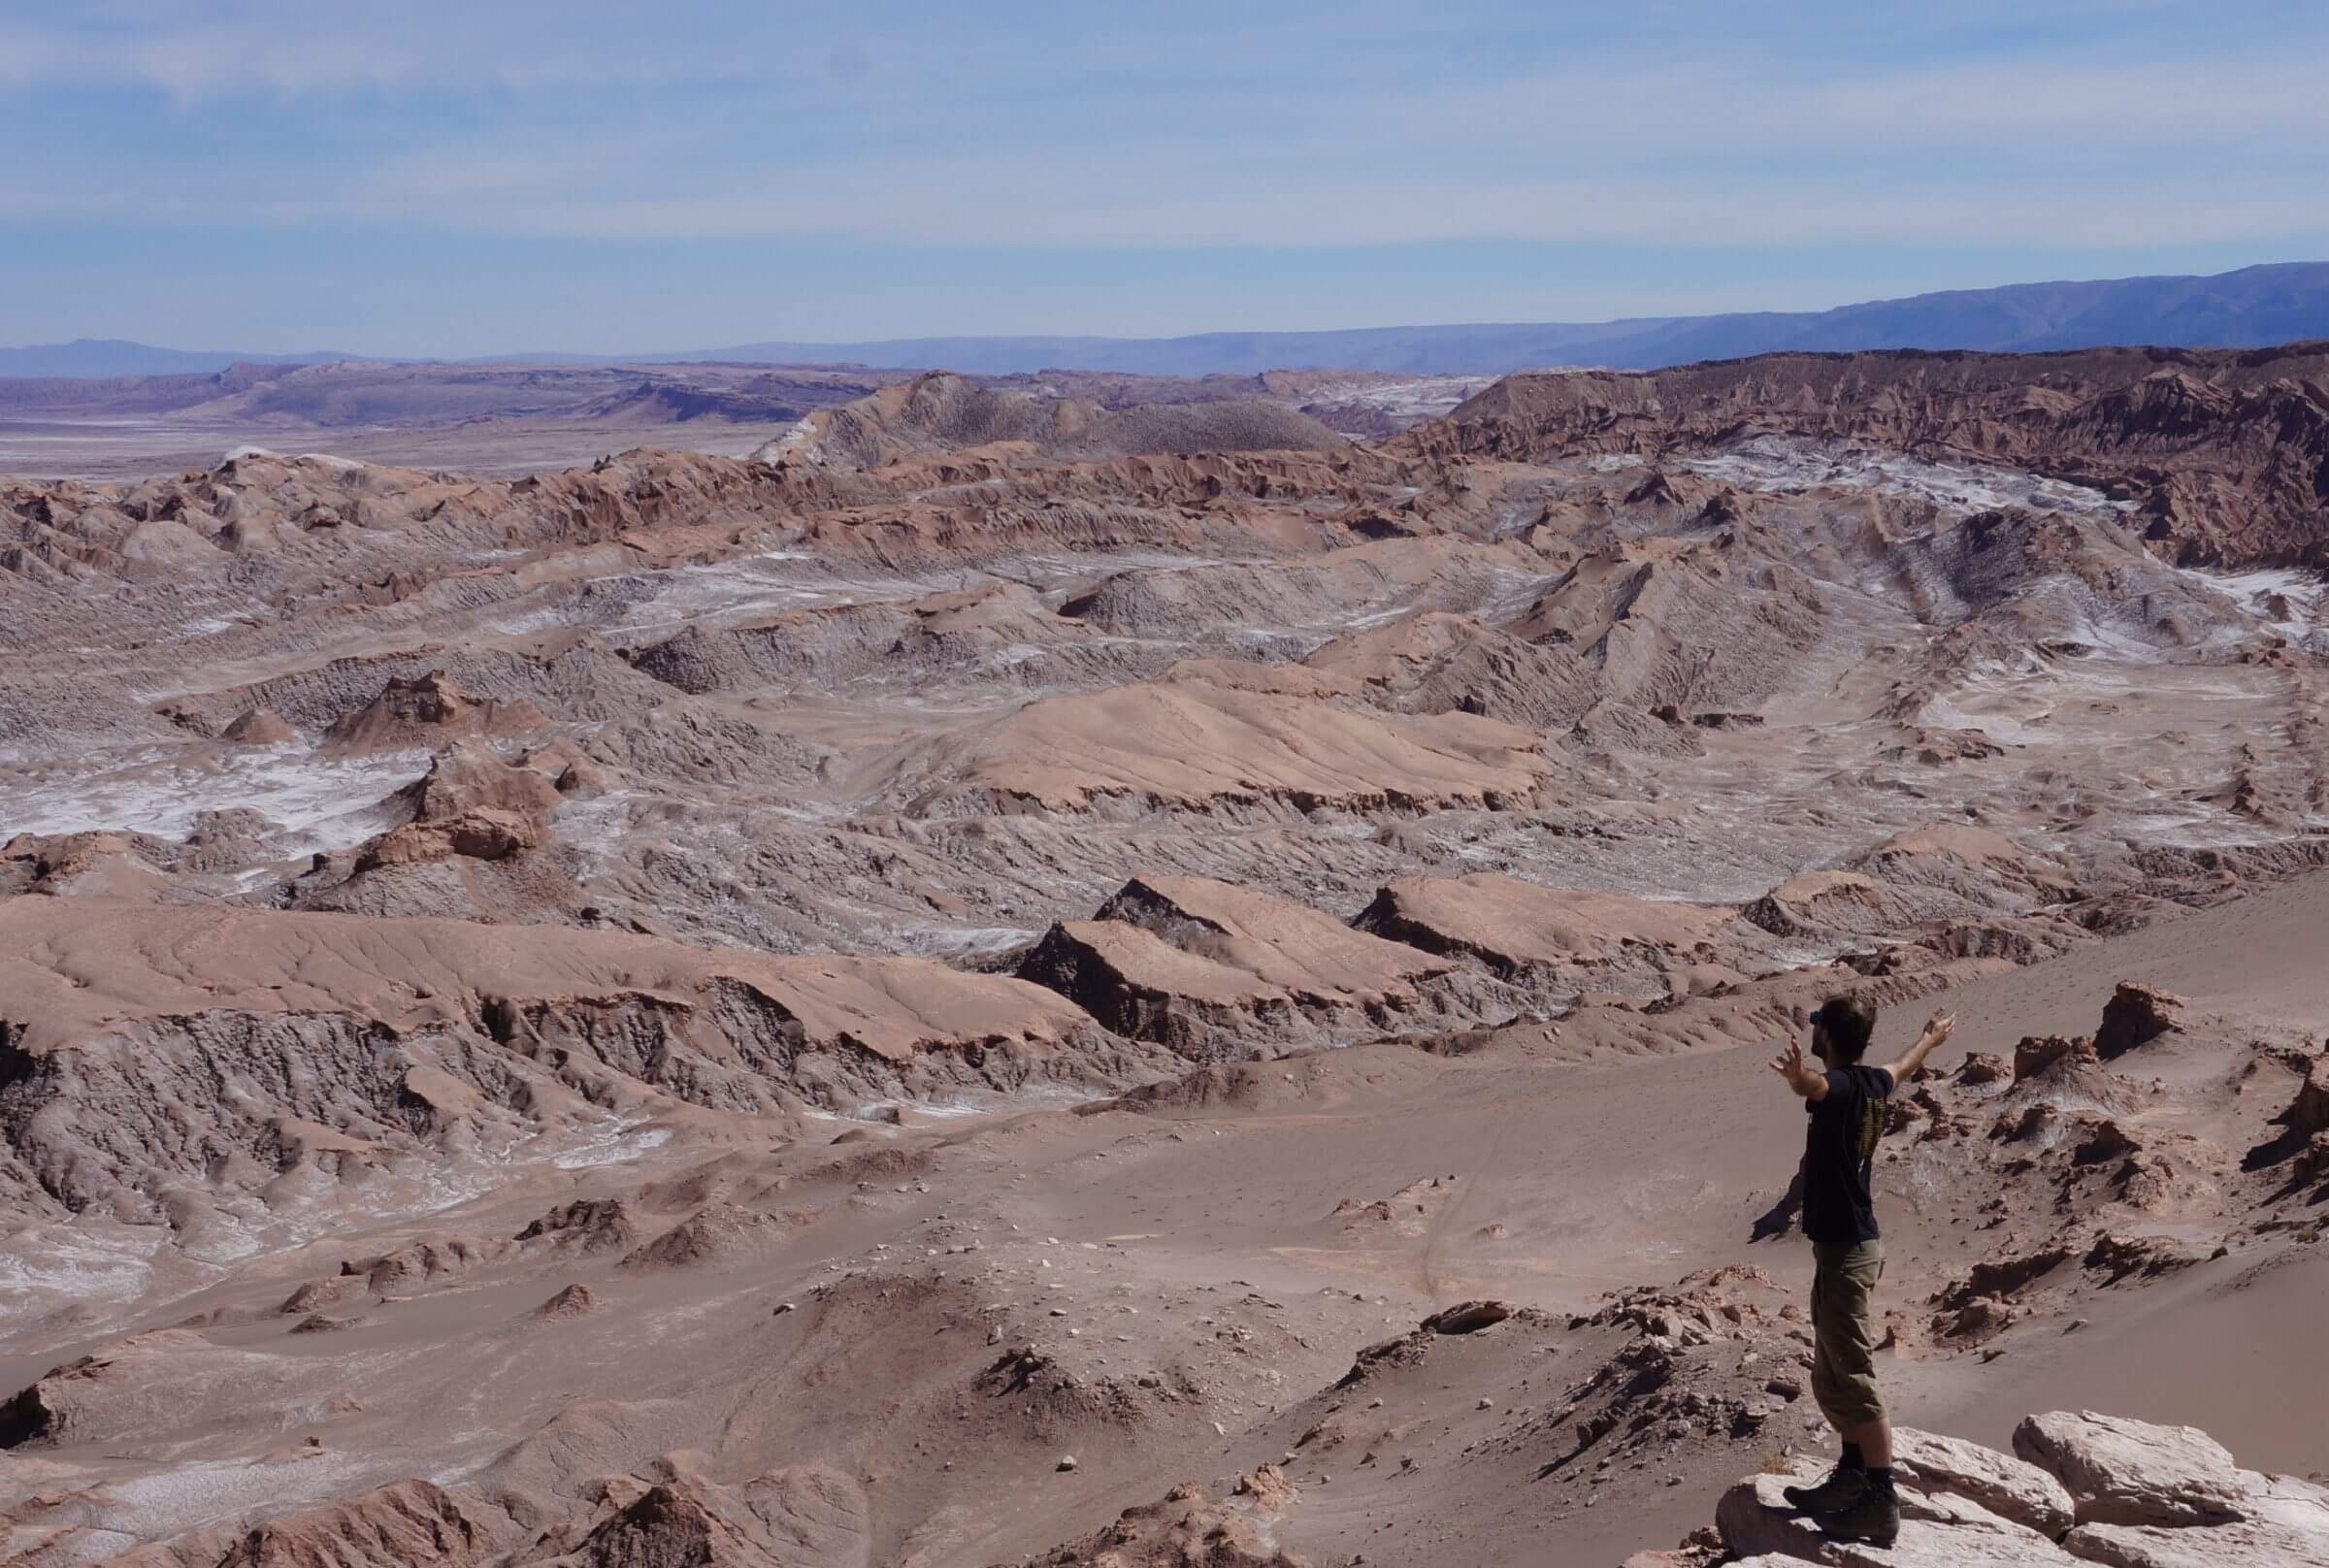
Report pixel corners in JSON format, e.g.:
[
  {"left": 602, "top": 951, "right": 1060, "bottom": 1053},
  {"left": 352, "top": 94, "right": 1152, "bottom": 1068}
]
[{"left": 1811, "top": 1238, "right": 1887, "bottom": 1427}]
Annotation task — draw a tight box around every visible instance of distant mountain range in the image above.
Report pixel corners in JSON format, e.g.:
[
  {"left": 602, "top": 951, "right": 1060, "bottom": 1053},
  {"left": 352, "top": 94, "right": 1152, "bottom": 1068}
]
[
  {"left": 12, "top": 262, "right": 2329, "bottom": 380},
  {"left": 0, "top": 339, "right": 353, "bottom": 378}
]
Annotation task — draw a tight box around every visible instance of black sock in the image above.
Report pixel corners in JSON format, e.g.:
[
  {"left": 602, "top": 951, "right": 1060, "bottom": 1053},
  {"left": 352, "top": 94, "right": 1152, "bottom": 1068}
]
[
  {"left": 1840, "top": 1443, "right": 1866, "bottom": 1473},
  {"left": 1867, "top": 1465, "right": 1896, "bottom": 1491}
]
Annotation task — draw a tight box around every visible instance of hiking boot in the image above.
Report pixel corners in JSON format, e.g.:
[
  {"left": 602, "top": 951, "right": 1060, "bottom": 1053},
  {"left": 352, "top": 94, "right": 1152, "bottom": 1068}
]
[
  {"left": 1814, "top": 1482, "right": 1901, "bottom": 1548},
  {"left": 1781, "top": 1463, "right": 1866, "bottom": 1514}
]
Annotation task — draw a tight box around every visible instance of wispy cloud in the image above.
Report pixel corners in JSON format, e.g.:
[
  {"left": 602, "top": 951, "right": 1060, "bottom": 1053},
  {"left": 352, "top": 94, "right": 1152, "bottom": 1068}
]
[
  {"left": 9, "top": 5, "right": 2325, "bottom": 245},
  {"left": 3, "top": 0, "right": 2325, "bottom": 347}
]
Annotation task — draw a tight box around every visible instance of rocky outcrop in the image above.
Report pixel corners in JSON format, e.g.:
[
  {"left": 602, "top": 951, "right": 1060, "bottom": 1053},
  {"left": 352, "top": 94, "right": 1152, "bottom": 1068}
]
[
  {"left": 354, "top": 806, "right": 541, "bottom": 870},
  {"left": 2292, "top": 1055, "right": 2329, "bottom": 1140},
  {"left": 1016, "top": 918, "right": 1301, "bottom": 1056},
  {"left": 1015, "top": 874, "right": 1470, "bottom": 1056},
  {"left": 1744, "top": 871, "right": 1919, "bottom": 941},
  {"left": 1, "top": 816, "right": 297, "bottom": 899},
  {"left": 88, "top": 1479, "right": 531, "bottom": 1568},
  {"left": 324, "top": 670, "right": 550, "bottom": 751},
  {"left": 397, "top": 739, "right": 566, "bottom": 824},
  {"left": 0, "top": 1333, "right": 297, "bottom": 1453},
  {"left": 2082, "top": 1233, "right": 2201, "bottom": 1286},
  {"left": 2014, "top": 1034, "right": 2089, "bottom": 1083},
  {"left": 1002, "top": 1470, "right": 1307, "bottom": 1568},
  {"left": 213, "top": 1480, "right": 527, "bottom": 1568},
  {"left": 787, "top": 370, "right": 1345, "bottom": 471},
  {"left": 330, "top": 740, "right": 569, "bottom": 890},
  {"left": 2284, "top": 1055, "right": 2329, "bottom": 1189},
  {"left": 219, "top": 706, "right": 298, "bottom": 744},
  {"left": 2093, "top": 984, "right": 2184, "bottom": 1061},
  {"left": 2064, "top": 1518, "right": 2329, "bottom": 1567},
  {"left": 1955, "top": 1052, "right": 2012, "bottom": 1087},
  {"left": 1937, "top": 1248, "right": 2074, "bottom": 1318},
  {"left": 617, "top": 1203, "right": 803, "bottom": 1272},
  {"left": 517, "top": 1197, "right": 643, "bottom": 1256},
  {"left": 548, "top": 1463, "right": 870, "bottom": 1567},
  {"left": 1497, "top": 535, "right": 1825, "bottom": 724},
  {"left": 1353, "top": 870, "right": 1750, "bottom": 1004},
  {"left": 0, "top": 897, "right": 1163, "bottom": 1219},
  {"left": 1421, "top": 1299, "right": 1514, "bottom": 1335},
  {"left": 355, "top": 1236, "right": 499, "bottom": 1294},
  {"left": 1391, "top": 345, "right": 2329, "bottom": 570},
  {"left": 1301, "top": 608, "right": 1602, "bottom": 732},
  {"left": 1692, "top": 1410, "right": 2329, "bottom": 1566},
  {"left": 534, "top": 1283, "right": 599, "bottom": 1319},
  {"left": 1894, "top": 1427, "right": 2078, "bottom": 1538},
  {"left": 2012, "top": 1411, "right": 2251, "bottom": 1528}
]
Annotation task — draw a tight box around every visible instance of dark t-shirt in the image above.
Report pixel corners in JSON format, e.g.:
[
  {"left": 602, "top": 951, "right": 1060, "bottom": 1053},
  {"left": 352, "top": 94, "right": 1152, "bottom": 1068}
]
[{"left": 1801, "top": 1064, "right": 1893, "bottom": 1245}]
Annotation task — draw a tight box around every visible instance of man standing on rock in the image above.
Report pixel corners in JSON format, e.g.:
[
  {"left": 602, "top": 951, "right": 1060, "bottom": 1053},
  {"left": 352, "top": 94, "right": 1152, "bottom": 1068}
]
[{"left": 1767, "top": 994, "right": 1955, "bottom": 1547}]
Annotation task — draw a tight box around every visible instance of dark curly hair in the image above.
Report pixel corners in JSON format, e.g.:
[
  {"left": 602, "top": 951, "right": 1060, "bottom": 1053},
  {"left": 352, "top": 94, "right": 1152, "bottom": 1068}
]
[{"left": 1815, "top": 994, "right": 1879, "bottom": 1063}]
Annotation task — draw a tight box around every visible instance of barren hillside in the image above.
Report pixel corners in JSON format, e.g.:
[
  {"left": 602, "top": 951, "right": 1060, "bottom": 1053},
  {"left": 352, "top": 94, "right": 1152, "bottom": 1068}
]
[{"left": 2, "top": 350, "right": 2326, "bottom": 1567}]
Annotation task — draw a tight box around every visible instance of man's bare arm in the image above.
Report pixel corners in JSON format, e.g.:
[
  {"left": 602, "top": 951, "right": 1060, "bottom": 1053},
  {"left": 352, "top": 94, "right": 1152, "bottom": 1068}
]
[
  {"left": 1880, "top": 1010, "right": 1957, "bottom": 1089},
  {"left": 1767, "top": 1035, "right": 1828, "bottom": 1101}
]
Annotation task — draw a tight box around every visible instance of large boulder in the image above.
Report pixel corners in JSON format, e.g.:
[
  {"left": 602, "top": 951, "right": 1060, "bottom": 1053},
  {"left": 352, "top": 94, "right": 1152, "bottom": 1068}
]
[
  {"left": 2012, "top": 1411, "right": 2248, "bottom": 1527},
  {"left": 2247, "top": 1470, "right": 2329, "bottom": 1532},
  {"left": 1895, "top": 1425, "right": 2077, "bottom": 1537},
  {"left": 2062, "top": 1519, "right": 2329, "bottom": 1566}
]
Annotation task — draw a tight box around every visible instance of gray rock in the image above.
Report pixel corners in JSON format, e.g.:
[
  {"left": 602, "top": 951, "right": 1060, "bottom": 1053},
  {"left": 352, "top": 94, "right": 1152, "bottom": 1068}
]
[
  {"left": 1896, "top": 1425, "right": 2077, "bottom": 1538},
  {"left": 2014, "top": 1411, "right": 2250, "bottom": 1527},
  {"left": 2062, "top": 1519, "right": 2329, "bottom": 1567},
  {"left": 1707, "top": 1416, "right": 2325, "bottom": 1568}
]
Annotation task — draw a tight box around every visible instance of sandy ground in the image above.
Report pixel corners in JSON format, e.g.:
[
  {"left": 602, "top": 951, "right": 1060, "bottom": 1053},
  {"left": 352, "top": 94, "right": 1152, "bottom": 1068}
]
[{"left": 5, "top": 873, "right": 2325, "bottom": 1564}]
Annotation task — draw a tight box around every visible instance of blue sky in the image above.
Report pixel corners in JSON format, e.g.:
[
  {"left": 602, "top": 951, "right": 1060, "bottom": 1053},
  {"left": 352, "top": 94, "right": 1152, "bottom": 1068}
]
[{"left": 5, "top": 0, "right": 2327, "bottom": 355}]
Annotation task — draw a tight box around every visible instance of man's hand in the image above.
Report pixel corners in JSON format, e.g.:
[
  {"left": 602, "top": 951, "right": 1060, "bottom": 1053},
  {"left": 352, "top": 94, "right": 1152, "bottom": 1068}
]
[
  {"left": 1768, "top": 1035, "right": 1828, "bottom": 1100},
  {"left": 1882, "top": 1009, "right": 1958, "bottom": 1087}
]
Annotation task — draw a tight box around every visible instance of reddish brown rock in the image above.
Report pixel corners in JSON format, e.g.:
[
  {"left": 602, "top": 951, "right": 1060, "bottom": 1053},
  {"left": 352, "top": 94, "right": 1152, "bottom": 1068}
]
[
  {"left": 1006, "top": 1472, "right": 1306, "bottom": 1568},
  {"left": 534, "top": 1283, "right": 599, "bottom": 1320},
  {"left": 354, "top": 807, "right": 541, "bottom": 870},
  {"left": 2289, "top": 1055, "right": 2329, "bottom": 1140},
  {"left": 325, "top": 670, "right": 550, "bottom": 751},
  {"left": 1955, "top": 1052, "right": 2012, "bottom": 1087},
  {"left": 2015, "top": 1033, "right": 2096, "bottom": 1082},
  {"left": 220, "top": 707, "right": 298, "bottom": 744},
  {"left": 2094, "top": 982, "right": 2185, "bottom": 1060}
]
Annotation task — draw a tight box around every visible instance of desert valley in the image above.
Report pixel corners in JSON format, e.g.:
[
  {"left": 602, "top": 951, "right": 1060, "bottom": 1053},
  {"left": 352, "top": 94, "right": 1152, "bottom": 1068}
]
[{"left": 0, "top": 337, "right": 2325, "bottom": 1567}]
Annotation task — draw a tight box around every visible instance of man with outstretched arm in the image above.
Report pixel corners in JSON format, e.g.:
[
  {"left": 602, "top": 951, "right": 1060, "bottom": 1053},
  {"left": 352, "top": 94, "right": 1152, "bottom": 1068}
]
[{"left": 1765, "top": 994, "right": 1956, "bottom": 1547}]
